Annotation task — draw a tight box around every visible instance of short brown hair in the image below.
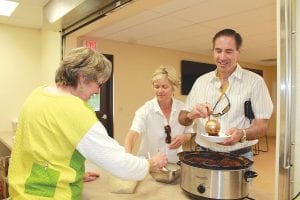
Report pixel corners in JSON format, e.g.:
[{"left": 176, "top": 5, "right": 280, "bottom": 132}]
[
  {"left": 213, "top": 29, "right": 243, "bottom": 50},
  {"left": 55, "top": 47, "right": 112, "bottom": 87}
]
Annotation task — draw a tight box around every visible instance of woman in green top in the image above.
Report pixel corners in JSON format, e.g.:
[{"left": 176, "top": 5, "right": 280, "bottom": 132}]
[{"left": 8, "top": 47, "right": 167, "bottom": 200}]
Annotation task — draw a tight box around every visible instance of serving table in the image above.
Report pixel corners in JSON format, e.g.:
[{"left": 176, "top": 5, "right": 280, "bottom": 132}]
[{"left": 82, "top": 168, "right": 191, "bottom": 200}]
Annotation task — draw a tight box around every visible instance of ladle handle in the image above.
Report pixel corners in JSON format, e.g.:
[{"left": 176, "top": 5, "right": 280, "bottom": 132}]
[{"left": 207, "top": 106, "right": 211, "bottom": 120}]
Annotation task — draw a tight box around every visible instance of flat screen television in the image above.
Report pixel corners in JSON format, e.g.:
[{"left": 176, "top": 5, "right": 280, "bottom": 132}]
[{"left": 181, "top": 60, "right": 216, "bottom": 95}]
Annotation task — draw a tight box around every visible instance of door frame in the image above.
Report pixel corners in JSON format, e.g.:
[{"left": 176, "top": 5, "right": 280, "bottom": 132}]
[
  {"left": 95, "top": 54, "right": 114, "bottom": 138},
  {"left": 276, "top": 0, "right": 297, "bottom": 199}
]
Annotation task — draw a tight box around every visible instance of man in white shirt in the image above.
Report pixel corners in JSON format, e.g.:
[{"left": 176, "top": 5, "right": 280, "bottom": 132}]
[{"left": 178, "top": 29, "right": 273, "bottom": 160}]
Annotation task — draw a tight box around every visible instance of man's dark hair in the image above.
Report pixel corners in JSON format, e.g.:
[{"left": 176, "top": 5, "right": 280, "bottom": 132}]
[{"left": 212, "top": 29, "right": 243, "bottom": 50}]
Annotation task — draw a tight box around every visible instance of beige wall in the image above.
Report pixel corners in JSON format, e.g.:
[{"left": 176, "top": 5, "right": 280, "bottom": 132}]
[
  {"left": 40, "top": 30, "right": 61, "bottom": 85},
  {"left": 0, "top": 24, "right": 41, "bottom": 131},
  {"left": 0, "top": 24, "right": 60, "bottom": 132},
  {"left": 262, "top": 67, "right": 277, "bottom": 137},
  {"left": 72, "top": 37, "right": 277, "bottom": 146}
]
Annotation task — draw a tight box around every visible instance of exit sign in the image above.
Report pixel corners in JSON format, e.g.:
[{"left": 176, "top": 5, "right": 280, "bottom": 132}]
[{"left": 84, "top": 40, "right": 97, "bottom": 50}]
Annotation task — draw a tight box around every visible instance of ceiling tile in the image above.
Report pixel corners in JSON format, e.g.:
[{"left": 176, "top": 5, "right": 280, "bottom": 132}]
[
  {"left": 104, "top": 14, "right": 193, "bottom": 40},
  {"left": 141, "top": 24, "right": 215, "bottom": 45},
  {"left": 150, "top": 0, "right": 204, "bottom": 14},
  {"left": 87, "top": 10, "right": 162, "bottom": 37},
  {"left": 201, "top": 4, "right": 275, "bottom": 29},
  {"left": 169, "top": 0, "right": 275, "bottom": 23}
]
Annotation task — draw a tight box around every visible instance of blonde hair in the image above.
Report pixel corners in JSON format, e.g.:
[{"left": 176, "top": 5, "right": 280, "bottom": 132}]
[{"left": 151, "top": 66, "right": 180, "bottom": 89}]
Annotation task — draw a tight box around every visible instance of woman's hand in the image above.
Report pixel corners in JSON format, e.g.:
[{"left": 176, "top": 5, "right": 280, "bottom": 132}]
[
  {"left": 168, "top": 134, "right": 191, "bottom": 149},
  {"left": 148, "top": 152, "right": 168, "bottom": 172},
  {"left": 83, "top": 171, "right": 100, "bottom": 182}
]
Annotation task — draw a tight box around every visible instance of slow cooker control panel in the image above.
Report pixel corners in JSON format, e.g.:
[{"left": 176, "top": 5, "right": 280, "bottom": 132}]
[{"left": 197, "top": 184, "right": 206, "bottom": 194}]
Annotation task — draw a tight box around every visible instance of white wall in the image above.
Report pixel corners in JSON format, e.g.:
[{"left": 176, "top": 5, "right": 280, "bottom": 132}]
[
  {"left": 0, "top": 24, "right": 60, "bottom": 132},
  {"left": 0, "top": 24, "right": 41, "bottom": 132},
  {"left": 40, "top": 30, "right": 61, "bottom": 85}
]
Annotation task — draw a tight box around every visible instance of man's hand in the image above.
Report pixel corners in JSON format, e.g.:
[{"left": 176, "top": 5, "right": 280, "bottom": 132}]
[
  {"left": 220, "top": 128, "right": 243, "bottom": 146},
  {"left": 179, "top": 103, "right": 212, "bottom": 126},
  {"left": 189, "top": 103, "right": 212, "bottom": 119}
]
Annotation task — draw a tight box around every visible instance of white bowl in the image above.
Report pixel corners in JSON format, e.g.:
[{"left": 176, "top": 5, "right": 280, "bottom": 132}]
[{"left": 200, "top": 132, "right": 230, "bottom": 143}]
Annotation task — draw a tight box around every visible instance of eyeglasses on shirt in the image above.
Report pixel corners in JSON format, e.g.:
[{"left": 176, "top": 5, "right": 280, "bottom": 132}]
[
  {"left": 164, "top": 125, "right": 172, "bottom": 144},
  {"left": 211, "top": 93, "right": 231, "bottom": 117}
]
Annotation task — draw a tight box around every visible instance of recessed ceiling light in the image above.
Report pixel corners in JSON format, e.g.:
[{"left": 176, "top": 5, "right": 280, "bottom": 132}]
[{"left": 0, "top": 0, "right": 19, "bottom": 16}]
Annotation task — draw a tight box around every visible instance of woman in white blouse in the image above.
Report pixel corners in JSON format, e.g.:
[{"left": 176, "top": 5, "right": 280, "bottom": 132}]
[{"left": 124, "top": 66, "right": 194, "bottom": 163}]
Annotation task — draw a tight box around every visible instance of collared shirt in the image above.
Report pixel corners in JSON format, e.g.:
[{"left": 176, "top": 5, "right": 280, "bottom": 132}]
[
  {"left": 184, "top": 64, "right": 273, "bottom": 152},
  {"left": 130, "top": 97, "right": 194, "bottom": 163}
]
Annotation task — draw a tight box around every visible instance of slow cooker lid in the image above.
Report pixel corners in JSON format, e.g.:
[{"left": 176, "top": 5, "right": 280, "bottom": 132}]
[{"left": 178, "top": 151, "right": 253, "bottom": 170}]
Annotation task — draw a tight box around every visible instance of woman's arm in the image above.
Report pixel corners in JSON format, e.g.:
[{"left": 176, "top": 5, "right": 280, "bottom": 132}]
[
  {"left": 124, "top": 130, "right": 139, "bottom": 153},
  {"left": 77, "top": 122, "right": 149, "bottom": 180}
]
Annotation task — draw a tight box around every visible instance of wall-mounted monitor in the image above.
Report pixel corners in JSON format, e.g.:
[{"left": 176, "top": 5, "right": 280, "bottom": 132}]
[{"left": 181, "top": 60, "right": 216, "bottom": 95}]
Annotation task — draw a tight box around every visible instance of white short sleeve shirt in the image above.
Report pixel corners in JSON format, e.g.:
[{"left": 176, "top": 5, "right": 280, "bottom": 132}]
[
  {"left": 184, "top": 64, "right": 273, "bottom": 152},
  {"left": 130, "top": 97, "right": 194, "bottom": 163}
]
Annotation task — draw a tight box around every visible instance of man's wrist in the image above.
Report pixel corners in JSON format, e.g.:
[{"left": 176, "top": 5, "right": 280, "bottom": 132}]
[{"left": 239, "top": 129, "right": 247, "bottom": 143}]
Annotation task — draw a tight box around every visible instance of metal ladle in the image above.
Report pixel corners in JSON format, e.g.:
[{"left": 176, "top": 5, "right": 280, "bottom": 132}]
[{"left": 205, "top": 115, "right": 220, "bottom": 136}]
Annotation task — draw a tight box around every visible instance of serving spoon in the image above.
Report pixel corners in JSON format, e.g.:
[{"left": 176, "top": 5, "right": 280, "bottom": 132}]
[{"left": 205, "top": 115, "right": 220, "bottom": 136}]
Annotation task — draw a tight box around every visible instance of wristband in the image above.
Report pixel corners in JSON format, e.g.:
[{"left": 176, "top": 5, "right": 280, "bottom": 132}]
[{"left": 239, "top": 129, "right": 247, "bottom": 143}]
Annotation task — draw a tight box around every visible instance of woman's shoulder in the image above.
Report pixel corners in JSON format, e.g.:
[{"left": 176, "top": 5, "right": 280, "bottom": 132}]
[
  {"left": 173, "top": 98, "right": 184, "bottom": 105},
  {"left": 136, "top": 98, "right": 156, "bottom": 113},
  {"left": 139, "top": 98, "right": 155, "bottom": 107}
]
